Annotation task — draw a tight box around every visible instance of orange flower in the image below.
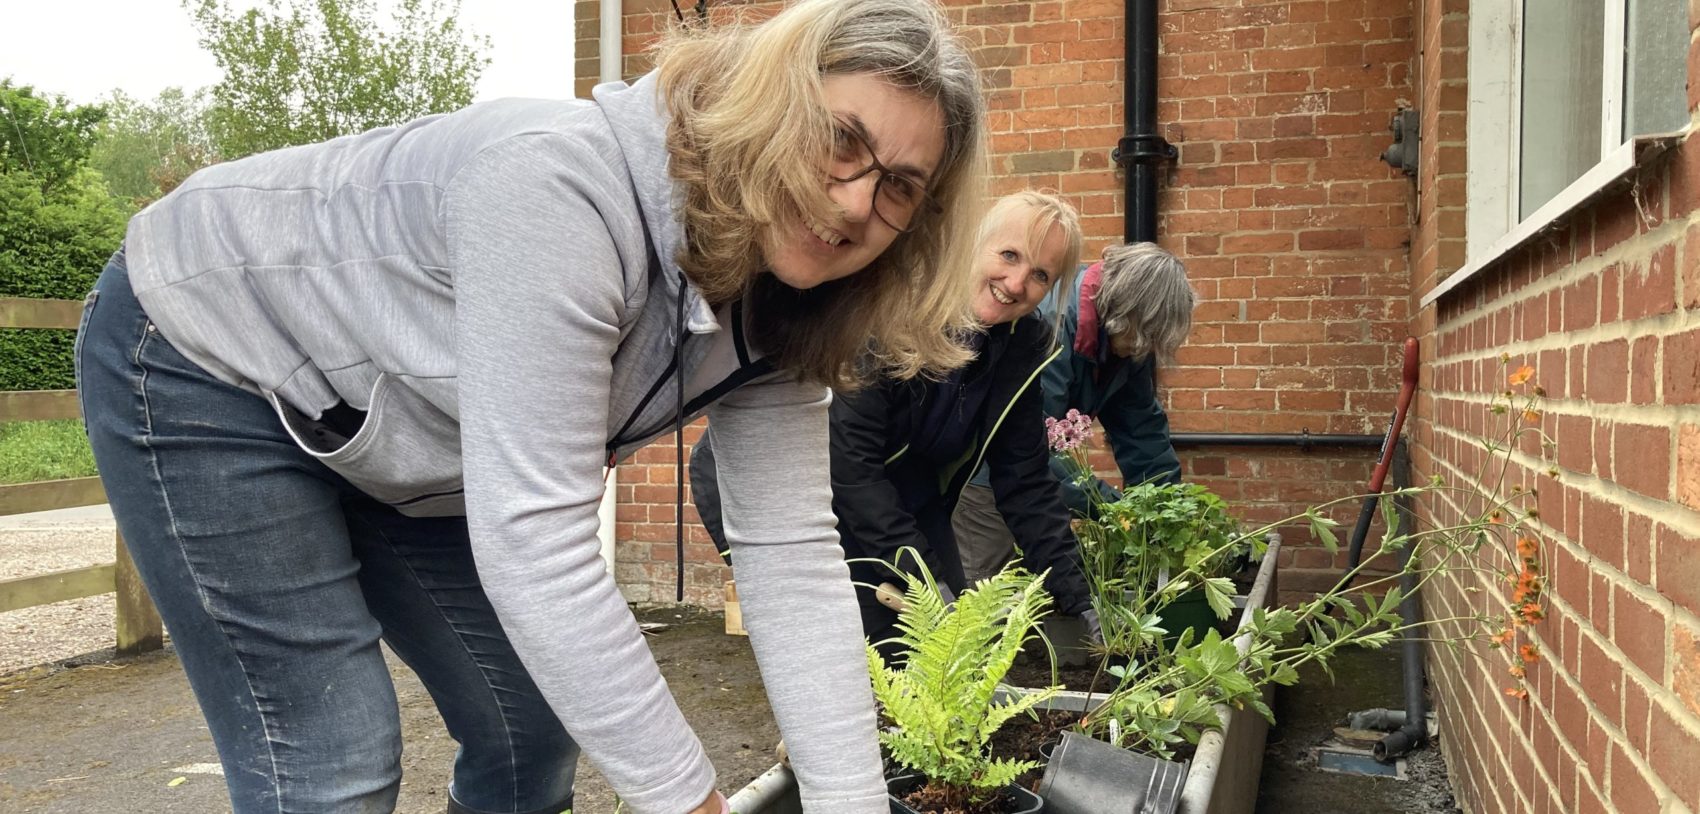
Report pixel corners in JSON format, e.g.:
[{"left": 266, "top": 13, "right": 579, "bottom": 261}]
[
  {"left": 1519, "top": 644, "right": 1540, "bottom": 663},
  {"left": 1515, "top": 571, "right": 1540, "bottom": 596},
  {"left": 1519, "top": 603, "right": 1545, "bottom": 624},
  {"left": 1509, "top": 664, "right": 1526, "bottom": 678},
  {"left": 1523, "top": 409, "right": 1541, "bottom": 423},
  {"left": 1516, "top": 537, "right": 1539, "bottom": 559},
  {"left": 1509, "top": 365, "right": 1535, "bottom": 386},
  {"left": 1490, "top": 628, "right": 1515, "bottom": 647},
  {"left": 1504, "top": 687, "right": 1529, "bottom": 701}
]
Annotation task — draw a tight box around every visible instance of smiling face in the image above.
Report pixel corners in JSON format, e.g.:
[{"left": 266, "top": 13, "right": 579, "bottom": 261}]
[
  {"left": 761, "top": 72, "right": 947, "bottom": 291},
  {"left": 971, "top": 207, "right": 1069, "bottom": 325}
]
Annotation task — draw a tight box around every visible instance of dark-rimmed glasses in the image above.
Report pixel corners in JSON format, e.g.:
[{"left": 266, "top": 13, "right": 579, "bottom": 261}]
[{"left": 828, "top": 120, "right": 942, "bottom": 234}]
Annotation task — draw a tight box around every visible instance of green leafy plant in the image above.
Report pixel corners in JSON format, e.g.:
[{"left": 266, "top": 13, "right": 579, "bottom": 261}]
[
  {"left": 1074, "top": 481, "right": 1260, "bottom": 653},
  {"left": 1038, "top": 359, "right": 1553, "bottom": 760},
  {"left": 868, "top": 565, "right": 1059, "bottom": 810},
  {"left": 1047, "top": 413, "right": 1257, "bottom": 647},
  {"left": 1091, "top": 481, "right": 1247, "bottom": 577}
]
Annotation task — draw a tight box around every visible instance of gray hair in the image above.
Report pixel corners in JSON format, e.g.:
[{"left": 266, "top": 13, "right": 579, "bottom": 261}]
[{"left": 1095, "top": 242, "right": 1196, "bottom": 364}]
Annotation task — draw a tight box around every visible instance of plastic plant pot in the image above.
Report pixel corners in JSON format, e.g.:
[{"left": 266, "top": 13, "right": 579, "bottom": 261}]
[
  {"left": 1037, "top": 731, "right": 1185, "bottom": 814},
  {"left": 886, "top": 774, "right": 1044, "bottom": 814}
]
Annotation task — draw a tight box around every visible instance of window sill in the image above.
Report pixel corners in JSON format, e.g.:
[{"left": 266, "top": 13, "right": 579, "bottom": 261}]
[{"left": 1421, "top": 129, "right": 1688, "bottom": 309}]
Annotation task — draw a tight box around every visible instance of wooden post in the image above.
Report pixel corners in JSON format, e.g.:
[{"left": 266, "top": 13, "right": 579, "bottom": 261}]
[{"left": 114, "top": 530, "right": 163, "bottom": 655}]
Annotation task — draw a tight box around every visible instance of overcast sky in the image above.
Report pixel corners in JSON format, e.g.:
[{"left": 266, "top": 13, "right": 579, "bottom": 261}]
[{"left": 1, "top": 0, "right": 576, "bottom": 105}]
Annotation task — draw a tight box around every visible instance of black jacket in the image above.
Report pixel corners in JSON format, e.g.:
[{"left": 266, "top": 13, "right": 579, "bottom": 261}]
[{"left": 691, "top": 314, "right": 1093, "bottom": 617}]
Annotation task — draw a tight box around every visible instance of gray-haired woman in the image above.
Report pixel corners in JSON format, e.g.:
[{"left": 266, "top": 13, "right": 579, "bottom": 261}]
[
  {"left": 73, "top": 1, "right": 986, "bottom": 812},
  {"left": 955, "top": 242, "right": 1198, "bottom": 583}
]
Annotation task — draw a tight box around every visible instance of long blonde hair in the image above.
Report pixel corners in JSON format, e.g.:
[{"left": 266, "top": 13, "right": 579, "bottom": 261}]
[
  {"left": 653, "top": 0, "right": 987, "bottom": 388},
  {"left": 976, "top": 191, "right": 1084, "bottom": 333}
]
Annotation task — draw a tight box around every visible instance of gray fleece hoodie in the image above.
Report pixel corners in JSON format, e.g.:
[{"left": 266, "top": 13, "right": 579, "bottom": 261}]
[{"left": 122, "top": 74, "right": 887, "bottom": 814}]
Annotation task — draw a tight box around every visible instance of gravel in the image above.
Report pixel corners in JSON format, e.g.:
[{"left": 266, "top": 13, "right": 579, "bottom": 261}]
[{"left": 1, "top": 506, "right": 128, "bottom": 676}]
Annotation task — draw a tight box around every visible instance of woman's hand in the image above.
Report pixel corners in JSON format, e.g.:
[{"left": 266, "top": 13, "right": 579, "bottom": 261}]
[{"left": 685, "top": 789, "right": 729, "bottom": 814}]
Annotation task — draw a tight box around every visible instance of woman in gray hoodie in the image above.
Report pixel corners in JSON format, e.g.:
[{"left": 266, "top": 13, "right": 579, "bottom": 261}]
[{"left": 72, "top": 2, "right": 986, "bottom": 812}]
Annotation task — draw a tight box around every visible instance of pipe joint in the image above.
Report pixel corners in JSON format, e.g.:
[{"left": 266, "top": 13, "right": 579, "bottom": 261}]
[{"left": 1113, "top": 133, "right": 1177, "bottom": 166}]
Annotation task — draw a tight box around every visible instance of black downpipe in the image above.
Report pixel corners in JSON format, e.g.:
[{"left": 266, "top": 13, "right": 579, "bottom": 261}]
[
  {"left": 1121, "top": 0, "right": 1173, "bottom": 243},
  {"left": 1376, "top": 442, "right": 1429, "bottom": 760}
]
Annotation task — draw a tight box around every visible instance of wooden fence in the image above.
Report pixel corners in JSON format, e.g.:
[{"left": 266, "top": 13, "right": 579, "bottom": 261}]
[{"left": 0, "top": 296, "right": 162, "bottom": 655}]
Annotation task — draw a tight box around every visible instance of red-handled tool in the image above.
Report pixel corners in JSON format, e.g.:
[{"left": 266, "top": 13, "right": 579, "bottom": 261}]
[{"left": 1342, "top": 337, "right": 1421, "bottom": 579}]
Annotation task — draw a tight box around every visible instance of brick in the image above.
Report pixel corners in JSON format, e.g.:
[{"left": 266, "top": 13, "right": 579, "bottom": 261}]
[
  {"left": 1556, "top": 414, "right": 1594, "bottom": 475},
  {"left": 1595, "top": 191, "right": 1641, "bottom": 253},
  {"left": 1609, "top": 743, "right": 1662, "bottom": 814},
  {"left": 1655, "top": 503, "right": 1700, "bottom": 645},
  {"left": 1601, "top": 262, "right": 1624, "bottom": 324},
  {"left": 1010, "top": 150, "right": 1076, "bottom": 173},
  {"left": 1563, "top": 276, "right": 1599, "bottom": 331},
  {"left": 1584, "top": 496, "right": 1625, "bottom": 576},
  {"left": 1675, "top": 624, "right": 1700, "bottom": 718},
  {"left": 1625, "top": 511, "right": 1655, "bottom": 585},
  {"left": 1685, "top": 222, "right": 1700, "bottom": 309},
  {"left": 1612, "top": 586, "right": 1667, "bottom": 680},
  {"left": 1623, "top": 243, "right": 1678, "bottom": 319},
  {"left": 1613, "top": 423, "right": 1671, "bottom": 500},
  {"left": 1648, "top": 701, "right": 1700, "bottom": 808},
  {"left": 1666, "top": 327, "right": 1700, "bottom": 404},
  {"left": 1585, "top": 339, "right": 1629, "bottom": 404},
  {"left": 1679, "top": 424, "right": 1700, "bottom": 512},
  {"left": 964, "top": 2, "right": 1033, "bottom": 25},
  {"left": 1552, "top": 544, "right": 1591, "bottom": 614},
  {"left": 1629, "top": 335, "right": 1659, "bottom": 404},
  {"left": 1621, "top": 676, "right": 1651, "bottom": 755},
  {"left": 1298, "top": 229, "right": 1367, "bottom": 250}
]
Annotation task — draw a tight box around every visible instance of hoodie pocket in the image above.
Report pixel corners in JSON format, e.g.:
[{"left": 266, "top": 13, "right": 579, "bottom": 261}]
[{"left": 269, "top": 374, "right": 466, "bottom": 516}]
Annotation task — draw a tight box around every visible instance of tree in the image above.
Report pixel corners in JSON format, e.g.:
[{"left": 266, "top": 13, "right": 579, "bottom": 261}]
[
  {"left": 90, "top": 88, "right": 218, "bottom": 209},
  {"left": 186, "top": 0, "right": 491, "bottom": 159},
  {"left": 0, "top": 80, "right": 125, "bottom": 297},
  {"left": 0, "top": 79, "right": 109, "bottom": 193}
]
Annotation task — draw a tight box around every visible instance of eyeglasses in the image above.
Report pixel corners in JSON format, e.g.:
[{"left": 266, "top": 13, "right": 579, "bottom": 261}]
[{"left": 828, "top": 120, "right": 942, "bottom": 234}]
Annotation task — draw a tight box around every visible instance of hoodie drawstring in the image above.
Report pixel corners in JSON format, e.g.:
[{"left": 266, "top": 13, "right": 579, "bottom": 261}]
[{"left": 674, "top": 272, "right": 688, "bottom": 603}]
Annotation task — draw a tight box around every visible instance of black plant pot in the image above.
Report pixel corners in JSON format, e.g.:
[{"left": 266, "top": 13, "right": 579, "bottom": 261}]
[
  {"left": 1037, "top": 731, "right": 1187, "bottom": 814},
  {"left": 886, "top": 774, "right": 1044, "bottom": 814}
]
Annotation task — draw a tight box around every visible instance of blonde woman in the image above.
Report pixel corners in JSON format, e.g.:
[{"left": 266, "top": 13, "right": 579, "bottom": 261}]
[
  {"left": 693, "top": 191, "right": 1100, "bottom": 655},
  {"left": 73, "top": 2, "right": 985, "bottom": 813}
]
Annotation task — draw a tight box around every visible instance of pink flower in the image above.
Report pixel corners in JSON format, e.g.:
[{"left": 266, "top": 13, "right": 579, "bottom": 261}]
[{"left": 1046, "top": 410, "right": 1094, "bottom": 452}]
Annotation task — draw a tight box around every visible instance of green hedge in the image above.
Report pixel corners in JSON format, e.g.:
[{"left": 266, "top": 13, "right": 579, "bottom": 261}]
[
  {"left": 0, "top": 331, "right": 77, "bottom": 391},
  {"left": 1, "top": 169, "right": 125, "bottom": 392}
]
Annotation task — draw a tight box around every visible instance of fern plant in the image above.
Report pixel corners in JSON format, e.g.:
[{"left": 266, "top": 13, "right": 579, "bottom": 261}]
[{"left": 867, "top": 566, "right": 1060, "bottom": 810}]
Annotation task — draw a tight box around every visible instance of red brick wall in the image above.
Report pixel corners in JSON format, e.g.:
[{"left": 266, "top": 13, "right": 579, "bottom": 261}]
[
  {"left": 1410, "top": 0, "right": 1700, "bottom": 811},
  {"left": 572, "top": 0, "right": 1700, "bottom": 809},
  {"left": 579, "top": 0, "right": 1419, "bottom": 608}
]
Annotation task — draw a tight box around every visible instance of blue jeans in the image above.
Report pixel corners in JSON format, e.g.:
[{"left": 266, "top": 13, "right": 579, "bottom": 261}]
[{"left": 75, "top": 252, "right": 576, "bottom": 814}]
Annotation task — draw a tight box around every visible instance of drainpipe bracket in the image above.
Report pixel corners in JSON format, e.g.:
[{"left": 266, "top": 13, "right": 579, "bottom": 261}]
[{"left": 1113, "top": 133, "right": 1176, "bottom": 167}]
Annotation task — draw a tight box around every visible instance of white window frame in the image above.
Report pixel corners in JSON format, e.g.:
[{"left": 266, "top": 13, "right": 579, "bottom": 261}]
[{"left": 1425, "top": 0, "right": 1687, "bottom": 307}]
